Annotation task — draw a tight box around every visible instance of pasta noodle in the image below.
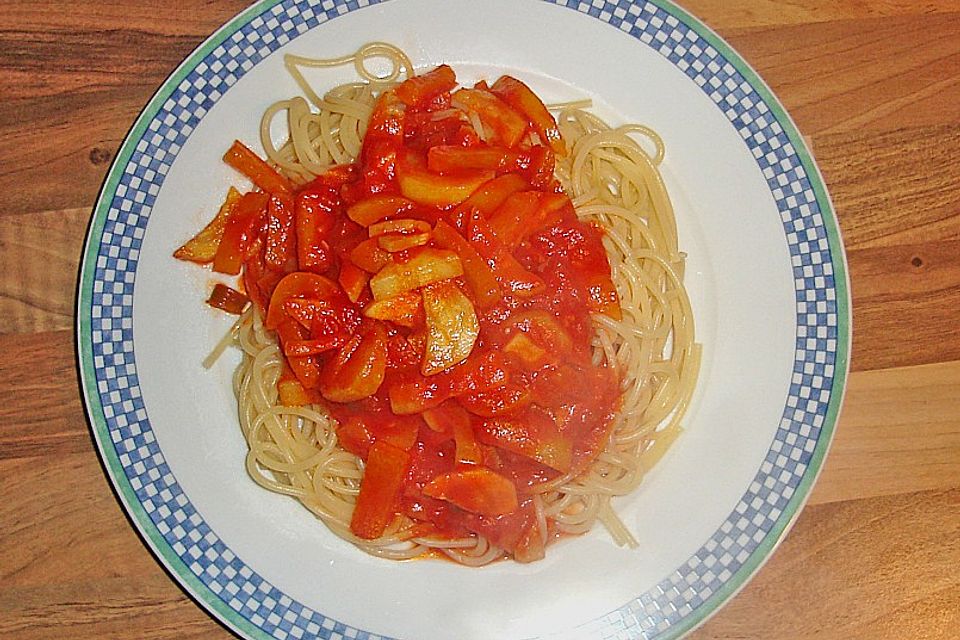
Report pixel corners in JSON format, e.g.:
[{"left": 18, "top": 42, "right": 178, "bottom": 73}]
[{"left": 226, "top": 42, "right": 699, "bottom": 564}]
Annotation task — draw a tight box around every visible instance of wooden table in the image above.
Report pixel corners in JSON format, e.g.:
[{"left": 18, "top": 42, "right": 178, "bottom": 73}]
[{"left": 1, "top": 1, "right": 958, "bottom": 638}]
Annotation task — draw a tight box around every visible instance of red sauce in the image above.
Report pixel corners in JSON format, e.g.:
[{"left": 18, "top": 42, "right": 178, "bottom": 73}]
[{"left": 178, "top": 64, "right": 623, "bottom": 562}]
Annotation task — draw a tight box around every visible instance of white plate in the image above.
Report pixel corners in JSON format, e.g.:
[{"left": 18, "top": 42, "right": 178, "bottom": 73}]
[{"left": 77, "top": 1, "right": 851, "bottom": 638}]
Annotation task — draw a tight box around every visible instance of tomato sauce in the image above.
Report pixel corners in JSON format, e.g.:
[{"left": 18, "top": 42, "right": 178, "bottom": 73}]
[{"left": 177, "top": 64, "right": 623, "bottom": 562}]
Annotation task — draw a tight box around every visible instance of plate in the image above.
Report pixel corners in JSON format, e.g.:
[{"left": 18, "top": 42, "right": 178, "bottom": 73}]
[{"left": 77, "top": 1, "right": 851, "bottom": 638}]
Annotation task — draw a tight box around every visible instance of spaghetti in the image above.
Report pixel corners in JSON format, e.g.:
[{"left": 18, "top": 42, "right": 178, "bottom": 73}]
[{"left": 208, "top": 43, "right": 698, "bottom": 564}]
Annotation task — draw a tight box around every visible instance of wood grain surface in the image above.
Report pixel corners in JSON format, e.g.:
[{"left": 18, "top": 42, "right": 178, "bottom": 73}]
[{"left": 1, "top": 1, "right": 958, "bottom": 638}]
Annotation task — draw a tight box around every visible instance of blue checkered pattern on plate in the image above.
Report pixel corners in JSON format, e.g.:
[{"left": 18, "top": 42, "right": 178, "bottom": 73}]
[{"left": 85, "top": 0, "right": 840, "bottom": 638}]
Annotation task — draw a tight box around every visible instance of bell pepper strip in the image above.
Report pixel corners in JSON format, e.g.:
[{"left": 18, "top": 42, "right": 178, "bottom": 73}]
[
  {"left": 212, "top": 191, "right": 269, "bottom": 275},
  {"left": 335, "top": 416, "right": 375, "bottom": 458},
  {"left": 423, "top": 402, "right": 482, "bottom": 464},
  {"left": 336, "top": 412, "right": 421, "bottom": 458},
  {"left": 457, "top": 381, "right": 532, "bottom": 417},
  {"left": 451, "top": 89, "right": 528, "bottom": 148},
  {"left": 319, "top": 321, "right": 388, "bottom": 403},
  {"left": 393, "top": 64, "right": 457, "bottom": 106},
  {"left": 241, "top": 240, "right": 270, "bottom": 315},
  {"left": 447, "top": 349, "right": 517, "bottom": 396},
  {"left": 276, "top": 320, "right": 323, "bottom": 389},
  {"left": 295, "top": 186, "right": 339, "bottom": 274},
  {"left": 301, "top": 163, "right": 357, "bottom": 191},
  {"left": 223, "top": 140, "right": 294, "bottom": 196},
  {"left": 427, "top": 145, "right": 520, "bottom": 174},
  {"left": 265, "top": 194, "right": 297, "bottom": 270},
  {"left": 490, "top": 76, "right": 567, "bottom": 156},
  {"left": 449, "top": 173, "right": 528, "bottom": 229},
  {"left": 396, "top": 150, "right": 494, "bottom": 208},
  {"left": 389, "top": 348, "right": 515, "bottom": 415},
  {"left": 404, "top": 109, "right": 472, "bottom": 152},
  {"left": 174, "top": 187, "right": 242, "bottom": 263},
  {"left": 388, "top": 373, "right": 451, "bottom": 415},
  {"left": 363, "top": 291, "right": 423, "bottom": 328},
  {"left": 282, "top": 335, "right": 342, "bottom": 357},
  {"left": 347, "top": 194, "right": 415, "bottom": 227},
  {"left": 283, "top": 297, "right": 332, "bottom": 329},
  {"left": 423, "top": 467, "right": 519, "bottom": 516},
  {"left": 368, "top": 248, "right": 463, "bottom": 300},
  {"left": 369, "top": 414, "right": 422, "bottom": 452},
  {"left": 338, "top": 261, "right": 370, "bottom": 303},
  {"left": 465, "top": 210, "right": 545, "bottom": 298},
  {"left": 487, "top": 191, "right": 542, "bottom": 249},
  {"left": 431, "top": 220, "right": 501, "bottom": 308},
  {"left": 349, "top": 237, "right": 393, "bottom": 273},
  {"left": 534, "top": 192, "right": 577, "bottom": 229},
  {"left": 205, "top": 283, "right": 249, "bottom": 315},
  {"left": 421, "top": 402, "right": 463, "bottom": 434},
  {"left": 518, "top": 144, "right": 556, "bottom": 189},
  {"left": 265, "top": 272, "right": 343, "bottom": 330},
  {"left": 360, "top": 91, "right": 405, "bottom": 195},
  {"left": 421, "top": 281, "right": 479, "bottom": 376},
  {"left": 476, "top": 407, "right": 573, "bottom": 472},
  {"left": 277, "top": 361, "right": 324, "bottom": 406},
  {"left": 350, "top": 441, "right": 411, "bottom": 539},
  {"left": 452, "top": 418, "right": 483, "bottom": 465}
]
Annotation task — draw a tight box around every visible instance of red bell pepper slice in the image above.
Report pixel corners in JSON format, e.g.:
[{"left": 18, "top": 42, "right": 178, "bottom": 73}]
[
  {"left": 174, "top": 187, "right": 241, "bottom": 263},
  {"left": 265, "top": 272, "right": 342, "bottom": 330},
  {"left": 265, "top": 194, "right": 297, "bottom": 271},
  {"left": 338, "top": 261, "right": 370, "bottom": 303},
  {"left": 490, "top": 76, "right": 567, "bottom": 156},
  {"left": 349, "top": 237, "right": 394, "bottom": 273},
  {"left": 449, "top": 173, "right": 528, "bottom": 229},
  {"left": 518, "top": 144, "right": 556, "bottom": 189},
  {"left": 393, "top": 64, "right": 457, "bottom": 107},
  {"left": 465, "top": 210, "right": 546, "bottom": 298},
  {"left": 350, "top": 440, "right": 411, "bottom": 539},
  {"left": 319, "top": 321, "right": 388, "bottom": 403},
  {"left": 476, "top": 407, "right": 573, "bottom": 472},
  {"left": 487, "top": 191, "right": 542, "bottom": 248},
  {"left": 276, "top": 320, "right": 322, "bottom": 389},
  {"left": 212, "top": 191, "right": 268, "bottom": 275},
  {"left": 423, "top": 467, "right": 519, "bottom": 516},
  {"left": 295, "top": 185, "right": 339, "bottom": 273},
  {"left": 282, "top": 335, "right": 342, "bottom": 357},
  {"left": 347, "top": 194, "right": 415, "bottom": 227},
  {"left": 427, "top": 145, "right": 520, "bottom": 174},
  {"left": 337, "top": 412, "right": 420, "bottom": 458},
  {"left": 360, "top": 91, "right": 406, "bottom": 195},
  {"left": 431, "top": 220, "right": 501, "bottom": 308},
  {"left": 223, "top": 140, "right": 294, "bottom": 196},
  {"left": 277, "top": 361, "right": 324, "bottom": 406},
  {"left": 457, "top": 381, "right": 532, "bottom": 417}
]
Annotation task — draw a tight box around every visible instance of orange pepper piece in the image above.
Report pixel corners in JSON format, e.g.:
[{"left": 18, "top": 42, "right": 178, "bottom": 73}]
[
  {"left": 423, "top": 467, "right": 519, "bottom": 516},
  {"left": 350, "top": 441, "right": 411, "bottom": 539},
  {"left": 490, "top": 76, "right": 567, "bottom": 156},
  {"left": 223, "top": 140, "right": 293, "bottom": 196}
]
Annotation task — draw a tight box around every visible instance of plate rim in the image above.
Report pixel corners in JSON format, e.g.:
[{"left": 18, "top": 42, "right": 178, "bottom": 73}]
[{"left": 75, "top": 1, "right": 852, "bottom": 638}]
